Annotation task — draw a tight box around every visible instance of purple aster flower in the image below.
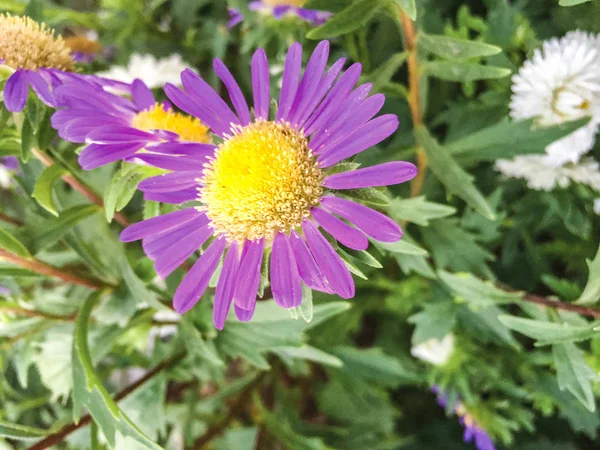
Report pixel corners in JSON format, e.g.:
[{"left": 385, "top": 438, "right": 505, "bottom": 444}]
[
  {"left": 0, "top": 14, "right": 77, "bottom": 112},
  {"left": 232, "top": 1, "right": 331, "bottom": 26},
  {"left": 51, "top": 78, "right": 211, "bottom": 170},
  {"left": 432, "top": 386, "right": 496, "bottom": 450},
  {"left": 120, "top": 41, "right": 417, "bottom": 329},
  {"left": 0, "top": 285, "right": 10, "bottom": 296}
]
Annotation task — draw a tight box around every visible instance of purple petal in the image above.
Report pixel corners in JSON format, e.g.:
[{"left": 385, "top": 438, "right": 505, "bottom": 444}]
[
  {"left": 120, "top": 208, "right": 202, "bottom": 242},
  {"left": 27, "top": 70, "right": 55, "bottom": 107},
  {"left": 270, "top": 233, "right": 302, "bottom": 308},
  {"left": 173, "top": 238, "right": 227, "bottom": 313},
  {"left": 272, "top": 5, "right": 293, "bottom": 18},
  {"left": 251, "top": 49, "right": 270, "bottom": 120},
  {"left": 303, "top": 63, "right": 362, "bottom": 135},
  {"left": 143, "top": 216, "right": 208, "bottom": 260},
  {"left": 154, "top": 225, "right": 212, "bottom": 278},
  {"left": 276, "top": 43, "right": 303, "bottom": 122},
  {"left": 288, "top": 41, "right": 330, "bottom": 127},
  {"left": 87, "top": 125, "right": 158, "bottom": 144},
  {"left": 146, "top": 141, "right": 216, "bottom": 157},
  {"left": 139, "top": 172, "right": 199, "bottom": 193},
  {"left": 289, "top": 231, "right": 333, "bottom": 293},
  {"left": 131, "top": 79, "right": 156, "bottom": 111},
  {"left": 233, "top": 239, "right": 264, "bottom": 310},
  {"left": 311, "top": 207, "right": 368, "bottom": 251},
  {"left": 131, "top": 153, "right": 208, "bottom": 171},
  {"left": 143, "top": 187, "right": 198, "bottom": 204},
  {"left": 4, "top": 70, "right": 29, "bottom": 112},
  {"left": 318, "top": 115, "right": 399, "bottom": 167},
  {"left": 302, "top": 220, "right": 354, "bottom": 299},
  {"left": 227, "top": 8, "right": 244, "bottom": 29},
  {"left": 78, "top": 142, "right": 146, "bottom": 170},
  {"left": 181, "top": 69, "right": 240, "bottom": 130},
  {"left": 320, "top": 196, "right": 402, "bottom": 242},
  {"left": 324, "top": 161, "right": 418, "bottom": 189},
  {"left": 213, "top": 242, "right": 241, "bottom": 330},
  {"left": 234, "top": 303, "right": 256, "bottom": 322},
  {"left": 60, "top": 116, "right": 126, "bottom": 143},
  {"left": 214, "top": 58, "right": 251, "bottom": 125}
]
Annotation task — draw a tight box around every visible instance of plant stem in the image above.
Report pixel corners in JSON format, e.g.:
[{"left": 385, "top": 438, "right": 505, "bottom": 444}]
[
  {"left": 0, "top": 211, "right": 23, "bottom": 226},
  {"left": 0, "top": 248, "right": 109, "bottom": 290},
  {"left": 0, "top": 306, "right": 76, "bottom": 321},
  {"left": 514, "top": 288, "right": 600, "bottom": 319},
  {"left": 33, "top": 148, "right": 131, "bottom": 227},
  {"left": 397, "top": 7, "right": 427, "bottom": 198},
  {"left": 27, "top": 352, "right": 186, "bottom": 450}
]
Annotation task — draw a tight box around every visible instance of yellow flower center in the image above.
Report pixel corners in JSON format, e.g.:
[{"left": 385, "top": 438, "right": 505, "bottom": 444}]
[
  {"left": 263, "top": 0, "right": 305, "bottom": 7},
  {"left": 131, "top": 104, "right": 210, "bottom": 143},
  {"left": 200, "top": 121, "right": 324, "bottom": 243},
  {"left": 0, "top": 14, "right": 73, "bottom": 71},
  {"left": 64, "top": 35, "right": 102, "bottom": 55}
]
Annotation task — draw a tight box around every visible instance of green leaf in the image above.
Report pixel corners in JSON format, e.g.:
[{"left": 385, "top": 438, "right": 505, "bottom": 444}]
[
  {"left": 418, "top": 33, "right": 502, "bottom": 60},
  {"left": 375, "top": 239, "right": 428, "bottom": 256},
  {"left": 416, "top": 126, "right": 495, "bottom": 220},
  {"left": 71, "top": 292, "right": 162, "bottom": 449},
  {"left": 0, "top": 421, "right": 47, "bottom": 441},
  {"left": 446, "top": 118, "right": 591, "bottom": 165},
  {"left": 366, "top": 52, "right": 408, "bottom": 93},
  {"left": 0, "top": 227, "right": 30, "bottom": 257},
  {"left": 272, "top": 345, "right": 343, "bottom": 368},
  {"left": 559, "top": 0, "right": 591, "bottom": 5},
  {"left": 576, "top": 245, "right": 600, "bottom": 305},
  {"left": 408, "top": 302, "right": 457, "bottom": 344},
  {"left": 307, "top": 0, "right": 387, "bottom": 39},
  {"left": 180, "top": 319, "right": 224, "bottom": 368},
  {"left": 340, "top": 187, "right": 390, "bottom": 207},
  {"left": 20, "top": 117, "right": 35, "bottom": 163},
  {"left": 423, "top": 61, "right": 511, "bottom": 82},
  {"left": 0, "top": 317, "right": 44, "bottom": 338},
  {"left": 32, "top": 165, "right": 67, "bottom": 216},
  {"left": 553, "top": 342, "right": 599, "bottom": 411},
  {"left": 303, "top": 0, "right": 352, "bottom": 12},
  {"left": 499, "top": 316, "right": 600, "bottom": 346},
  {"left": 439, "top": 271, "right": 521, "bottom": 307},
  {"left": 290, "top": 284, "right": 314, "bottom": 322},
  {"left": 459, "top": 305, "right": 520, "bottom": 349},
  {"left": 394, "top": 0, "right": 416, "bottom": 20},
  {"left": 389, "top": 196, "right": 455, "bottom": 226},
  {"left": 214, "top": 428, "right": 259, "bottom": 450},
  {"left": 29, "top": 204, "right": 99, "bottom": 253},
  {"left": 119, "top": 254, "right": 164, "bottom": 311}
]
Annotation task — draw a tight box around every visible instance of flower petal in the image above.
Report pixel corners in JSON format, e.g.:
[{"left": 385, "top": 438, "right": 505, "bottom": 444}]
[
  {"left": 4, "top": 70, "right": 29, "bottom": 112},
  {"left": 234, "top": 303, "right": 256, "bottom": 322},
  {"left": 120, "top": 208, "right": 202, "bottom": 242},
  {"left": 143, "top": 188, "right": 198, "bottom": 204},
  {"left": 311, "top": 207, "right": 368, "bottom": 251},
  {"left": 233, "top": 239, "right": 264, "bottom": 310},
  {"left": 214, "top": 58, "right": 251, "bottom": 125},
  {"left": 276, "top": 42, "right": 303, "bottom": 122},
  {"left": 154, "top": 225, "right": 212, "bottom": 279},
  {"left": 213, "top": 242, "right": 241, "bottom": 330},
  {"left": 323, "top": 161, "right": 418, "bottom": 189},
  {"left": 27, "top": 70, "right": 55, "bottom": 107},
  {"left": 78, "top": 142, "right": 146, "bottom": 170},
  {"left": 139, "top": 172, "right": 199, "bottom": 193},
  {"left": 251, "top": 48, "right": 270, "bottom": 120},
  {"left": 131, "top": 79, "right": 156, "bottom": 111},
  {"left": 289, "top": 231, "right": 333, "bottom": 293},
  {"left": 270, "top": 233, "right": 302, "bottom": 308}
]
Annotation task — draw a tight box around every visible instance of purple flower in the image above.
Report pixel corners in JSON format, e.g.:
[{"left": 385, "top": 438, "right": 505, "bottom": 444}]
[
  {"left": 432, "top": 386, "right": 496, "bottom": 450},
  {"left": 0, "top": 285, "right": 10, "bottom": 296},
  {"left": 51, "top": 78, "right": 211, "bottom": 170},
  {"left": 229, "top": 1, "right": 332, "bottom": 28},
  {"left": 120, "top": 41, "right": 417, "bottom": 329}
]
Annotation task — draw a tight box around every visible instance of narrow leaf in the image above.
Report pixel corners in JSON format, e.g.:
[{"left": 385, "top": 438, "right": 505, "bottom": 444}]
[{"left": 32, "top": 165, "right": 67, "bottom": 216}]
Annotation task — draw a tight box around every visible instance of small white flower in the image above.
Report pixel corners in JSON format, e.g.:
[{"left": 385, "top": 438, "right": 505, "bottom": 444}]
[
  {"left": 510, "top": 31, "right": 600, "bottom": 166},
  {"left": 97, "top": 53, "right": 189, "bottom": 89},
  {"left": 0, "top": 165, "right": 12, "bottom": 189},
  {"left": 594, "top": 199, "right": 600, "bottom": 215},
  {"left": 411, "top": 334, "right": 455, "bottom": 366},
  {"left": 496, "top": 155, "right": 600, "bottom": 191}
]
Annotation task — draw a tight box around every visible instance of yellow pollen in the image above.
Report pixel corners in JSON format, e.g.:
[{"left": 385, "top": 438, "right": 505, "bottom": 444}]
[
  {"left": 0, "top": 14, "right": 73, "bottom": 71},
  {"left": 263, "top": 0, "right": 305, "bottom": 7},
  {"left": 200, "top": 121, "right": 324, "bottom": 243},
  {"left": 64, "top": 35, "right": 102, "bottom": 55},
  {"left": 131, "top": 104, "right": 210, "bottom": 143}
]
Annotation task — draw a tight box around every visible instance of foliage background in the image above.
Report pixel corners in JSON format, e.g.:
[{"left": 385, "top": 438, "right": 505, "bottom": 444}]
[{"left": 1, "top": 0, "right": 600, "bottom": 449}]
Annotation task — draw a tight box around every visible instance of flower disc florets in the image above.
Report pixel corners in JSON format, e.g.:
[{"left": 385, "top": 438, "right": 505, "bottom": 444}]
[{"left": 200, "top": 121, "right": 324, "bottom": 242}]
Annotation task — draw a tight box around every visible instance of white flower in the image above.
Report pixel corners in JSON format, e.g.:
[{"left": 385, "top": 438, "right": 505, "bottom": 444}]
[
  {"left": 496, "top": 155, "right": 600, "bottom": 191},
  {"left": 594, "top": 199, "right": 600, "bottom": 215},
  {"left": 0, "top": 165, "right": 12, "bottom": 189},
  {"left": 96, "top": 53, "right": 189, "bottom": 89},
  {"left": 411, "top": 334, "right": 455, "bottom": 366},
  {"left": 510, "top": 31, "right": 600, "bottom": 166}
]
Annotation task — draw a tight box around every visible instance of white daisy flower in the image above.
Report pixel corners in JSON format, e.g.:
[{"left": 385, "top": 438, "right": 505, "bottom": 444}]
[
  {"left": 410, "top": 334, "right": 455, "bottom": 366},
  {"left": 510, "top": 31, "right": 600, "bottom": 166},
  {"left": 96, "top": 53, "right": 189, "bottom": 89},
  {"left": 594, "top": 199, "right": 600, "bottom": 215},
  {"left": 495, "top": 155, "right": 600, "bottom": 191}
]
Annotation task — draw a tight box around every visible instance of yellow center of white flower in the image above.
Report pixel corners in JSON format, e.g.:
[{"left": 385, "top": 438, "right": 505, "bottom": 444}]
[
  {"left": 263, "top": 0, "right": 305, "bottom": 7},
  {"left": 0, "top": 14, "right": 73, "bottom": 71},
  {"left": 131, "top": 105, "right": 210, "bottom": 143},
  {"left": 200, "top": 121, "right": 324, "bottom": 243}
]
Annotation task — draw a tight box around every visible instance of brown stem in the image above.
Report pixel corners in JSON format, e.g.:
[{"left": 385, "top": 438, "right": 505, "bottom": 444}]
[
  {"left": 28, "top": 352, "right": 186, "bottom": 450},
  {"left": 189, "top": 373, "right": 265, "bottom": 449},
  {"left": 33, "top": 149, "right": 131, "bottom": 227},
  {"left": 0, "top": 249, "right": 108, "bottom": 290},
  {"left": 0, "top": 211, "right": 23, "bottom": 226},
  {"left": 513, "top": 288, "right": 600, "bottom": 319},
  {"left": 0, "top": 306, "right": 76, "bottom": 321},
  {"left": 397, "top": 8, "right": 427, "bottom": 198}
]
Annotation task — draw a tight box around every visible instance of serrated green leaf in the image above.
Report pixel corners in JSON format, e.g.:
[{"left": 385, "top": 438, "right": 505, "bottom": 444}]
[
  {"left": 72, "top": 291, "right": 162, "bottom": 449},
  {"left": 389, "top": 196, "right": 456, "bottom": 226},
  {"left": 499, "top": 315, "right": 600, "bottom": 346},
  {"left": 0, "top": 421, "right": 47, "bottom": 441},
  {"left": 418, "top": 33, "right": 502, "bottom": 60},
  {"left": 440, "top": 271, "right": 521, "bottom": 307},
  {"left": 459, "top": 304, "right": 520, "bottom": 349},
  {"left": 394, "top": 0, "right": 416, "bottom": 19},
  {"left": 553, "top": 342, "right": 599, "bottom": 411},
  {"left": 340, "top": 187, "right": 390, "bottom": 207},
  {"left": 576, "top": 245, "right": 600, "bottom": 305},
  {"left": 408, "top": 302, "right": 457, "bottom": 344},
  {"left": 0, "top": 227, "right": 30, "bottom": 256},
  {"left": 423, "top": 61, "right": 511, "bottom": 82},
  {"left": 375, "top": 238, "right": 428, "bottom": 256},
  {"left": 307, "top": 0, "right": 386, "bottom": 39},
  {"left": 416, "top": 126, "right": 495, "bottom": 220},
  {"left": 32, "top": 165, "right": 67, "bottom": 216}
]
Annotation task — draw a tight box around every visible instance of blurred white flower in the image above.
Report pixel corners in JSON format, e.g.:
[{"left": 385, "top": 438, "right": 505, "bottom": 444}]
[
  {"left": 147, "top": 308, "right": 181, "bottom": 355},
  {"left": 96, "top": 53, "right": 189, "bottom": 89},
  {"left": 496, "top": 155, "right": 600, "bottom": 191},
  {"left": 510, "top": 31, "right": 600, "bottom": 166},
  {"left": 594, "top": 198, "right": 600, "bottom": 215},
  {"left": 411, "top": 334, "right": 455, "bottom": 366}
]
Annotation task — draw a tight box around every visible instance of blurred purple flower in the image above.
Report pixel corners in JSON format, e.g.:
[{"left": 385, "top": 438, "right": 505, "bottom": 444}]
[{"left": 229, "top": 1, "right": 331, "bottom": 28}]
